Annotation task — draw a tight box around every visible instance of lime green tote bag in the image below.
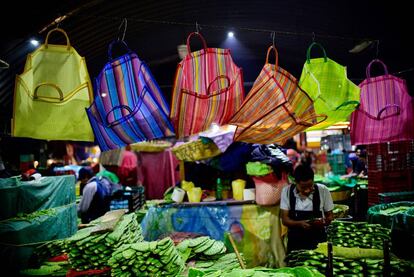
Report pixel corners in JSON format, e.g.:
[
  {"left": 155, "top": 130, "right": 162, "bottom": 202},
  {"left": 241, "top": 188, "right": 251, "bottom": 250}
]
[
  {"left": 12, "top": 28, "right": 94, "bottom": 141},
  {"left": 299, "top": 43, "right": 360, "bottom": 131}
]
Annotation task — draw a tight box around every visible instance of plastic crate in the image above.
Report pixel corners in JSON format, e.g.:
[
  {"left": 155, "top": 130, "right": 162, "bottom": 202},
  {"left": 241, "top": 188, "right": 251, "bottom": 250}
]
[
  {"left": 110, "top": 186, "right": 145, "bottom": 213},
  {"left": 367, "top": 140, "right": 414, "bottom": 172},
  {"left": 327, "top": 153, "right": 346, "bottom": 175},
  {"left": 368, "top": 169, "right": 413, "bottom": 205}
]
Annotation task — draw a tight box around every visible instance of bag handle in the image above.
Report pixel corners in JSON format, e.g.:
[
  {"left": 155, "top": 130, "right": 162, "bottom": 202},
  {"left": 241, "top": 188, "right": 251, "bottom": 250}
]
[
  {"left": 296, "top": 113, "right": 328, "bottom": 127},
  {"left": 45, "top": 28, "right": 70, "bottom": 51},
  {"left": 334, "top": 100, "right": 360, "bottom": 111},
  {"left": 207, "top": 75, "right": 230, "bottom": 95},
  {"left": 265, "top": 45, "right": 279, "bottom": 72},
  {"left": 306, "top": 42, "right": 327, "bottom": 64},
  {"left": 186, "top": 32, "right": 208, "bottom": 54},
  {"left": 366, "top": 59, "right": 389, "bottom": 78},
  {"left": 108, "top": 40, "right": 132, "bottom": 61},
  {"left": 106, "top": 105, "right": 134, "bottom": 127},
  {"left": 377, "top": 104, "right": 401, "bottom": 119},
  {"left": 33, "top": 83, "right": 64, "bottom": 101}
]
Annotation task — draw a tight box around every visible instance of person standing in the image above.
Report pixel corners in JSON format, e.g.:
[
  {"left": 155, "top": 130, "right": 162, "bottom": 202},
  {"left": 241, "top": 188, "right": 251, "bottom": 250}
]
[{"left": 280, "top": 164, "right": 334, "bottom": 253}]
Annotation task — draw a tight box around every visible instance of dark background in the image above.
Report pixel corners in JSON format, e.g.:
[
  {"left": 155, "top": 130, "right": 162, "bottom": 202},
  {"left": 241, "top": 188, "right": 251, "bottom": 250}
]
[{"left": 0, "top": 0, "right": 413, "bottom": 167}]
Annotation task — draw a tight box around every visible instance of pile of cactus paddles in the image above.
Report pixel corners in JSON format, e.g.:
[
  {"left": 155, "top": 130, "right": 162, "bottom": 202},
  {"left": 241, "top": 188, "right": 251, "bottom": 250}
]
[
  {"left": 328, "top": 221, "right": 391, "bottom": 249},
  {"left": 286, "top": 249, "right": 414, "bottom": 276},
  {"left": 66, "top": 211, "right": 144, "bottom": 271}
]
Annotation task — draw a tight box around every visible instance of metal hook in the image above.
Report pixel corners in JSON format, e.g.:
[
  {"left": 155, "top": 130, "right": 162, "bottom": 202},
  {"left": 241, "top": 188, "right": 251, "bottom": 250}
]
[
  {"left": 0, "top": 58, "right": 9, "bottom": 69},
  {"left": 271, "top": 31, "right": 276, "bottom": 46},
  {"left": 312, "top": 32, "right": 316, "bottom": 42},
  {"left": 375, "top": 40, "right": 380, "bottom": 58},
  {"left": 195, "top": 21, "right": 200, "bottom": 33},
  {"left": 117, "top": 18, "right": 128, "bottom": 41}
]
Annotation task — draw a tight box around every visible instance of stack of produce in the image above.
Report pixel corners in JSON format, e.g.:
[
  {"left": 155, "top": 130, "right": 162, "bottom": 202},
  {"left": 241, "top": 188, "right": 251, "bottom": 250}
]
[
  {"left": 191, "top": 266, "right": 324, "bottom": 277},
  {"left": 328, "top": 221, "right": 390, "bottom": 249},
  {"left": 108, "top": 237, "right": 184, "bottom": 276},
  {"left": 67, "top": 212, "right": 143, "bottom": 270},
  {"left": 176, "top": 236, "right": 227, "bottom": 260},
  {"left": 34, "top": 239, "right": 67, "bottom": 262},
  {"left": 189, "top": 253, "right": 245, "bottom": 275},
  {"left": 285, "top": 249, "right": 414, "bottom": 276}
]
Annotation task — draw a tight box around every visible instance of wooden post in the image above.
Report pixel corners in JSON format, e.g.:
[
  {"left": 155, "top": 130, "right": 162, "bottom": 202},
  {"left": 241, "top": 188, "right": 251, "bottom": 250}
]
[
  {"left": 383, "top": 239, "right": 390, "bottom": 277},
  {"left": 326, "top": 241, "right": 334, "bottom": 277},
  {"left": 226, "top": 232, "right": 246, "bottom": 269}
]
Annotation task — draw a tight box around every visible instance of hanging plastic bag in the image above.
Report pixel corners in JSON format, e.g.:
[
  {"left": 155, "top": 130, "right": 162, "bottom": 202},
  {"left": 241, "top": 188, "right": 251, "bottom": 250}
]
[
  {"left": 12, "top": 28, "right": 94, "bottom": 141},
  {"left": 86, "top": 40, "right": 174, "bottom": 151},
  {"left": 229, "top": 45, "right": 326, "bottom": 144},
  {"left": 170, "top": 32, "right": 244, "bottom": 138},
  {"left": 299, "top": 42, "right": 360, "bottom": 130},
  {"left": 350, "top": 59, "right": 414, "bottom": 145}
]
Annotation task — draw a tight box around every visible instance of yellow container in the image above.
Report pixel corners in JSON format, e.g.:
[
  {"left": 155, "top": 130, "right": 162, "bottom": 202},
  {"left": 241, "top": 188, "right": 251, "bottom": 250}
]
[
  {"left": 181, "top": 180, "right": 195, "bottom": 191},
  {"left": 187, "top": 187, "right": 202, "bottom": 202},
  {"left": 232, "top": 179, "right": 246, "bottom": 200}
]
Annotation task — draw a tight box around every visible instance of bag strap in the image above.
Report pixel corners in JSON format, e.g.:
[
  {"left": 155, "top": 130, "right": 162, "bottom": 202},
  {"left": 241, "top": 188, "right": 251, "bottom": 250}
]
[
  {"left": 33, "top": 83, "right": 64, "bottom": 101},
  {"left": 45, "top": 28, "right": 70, "bottom": 50},
  {"left": 306, "top": 42, "right": 327, "bottom": 64},
  {"left": 334, "top": 100, "right": 360, "bottom": 111},
  {"left": 295, "top": 113, "right": 328, "bottom": 127},
  {"left": 108, "top": 40, "right": 132, "bottom": 61},
  {"left": 207, "top": 75, "right": 230, "bottom": 95},
  {"left": 186, "top": 32, "right": 208, "bottom": 54},
  {"left": 366, "top": 59, "right": 389, "bottom": 78},
  {"left": 106, "top": 105, "right": 134, "bottom": 127},
  {"left": 359, "top": 104, "right": 401, "bottom": 120}
]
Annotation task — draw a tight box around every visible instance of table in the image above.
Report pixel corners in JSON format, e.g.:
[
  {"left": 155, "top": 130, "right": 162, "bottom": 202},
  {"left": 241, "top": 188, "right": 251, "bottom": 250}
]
[{"left": 140, "top": 201, "right": 286, "bottom": 267}]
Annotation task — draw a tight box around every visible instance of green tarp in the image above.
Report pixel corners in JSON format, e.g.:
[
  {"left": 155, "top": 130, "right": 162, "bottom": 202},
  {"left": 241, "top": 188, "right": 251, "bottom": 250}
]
[
  {"left": 0, "top": 203, "right": 77, "bottom": 271},
  {"left": 0, "top": 175, "right": 76, "bottom": 220}
]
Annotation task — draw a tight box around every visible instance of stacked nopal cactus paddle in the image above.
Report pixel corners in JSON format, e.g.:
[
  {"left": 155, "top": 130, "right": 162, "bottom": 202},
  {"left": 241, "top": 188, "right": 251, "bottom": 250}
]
[
  {"left": 67, "top": 212, "right": 143, "bottom": 271},
  {"left": 108, "top": 237, "right": 184, "bottom": 277},
  {"left": 328, "top": 221, "right": 391, "bottom": 249},
  {"left": 189, "top": 253, "right": 245, "bottom": 276},
  {"left": 176, "top": 236, "right": 227, "bottom": 260},
  {"left": 34, "top": 239, "right": 67, "bottom": 262}
]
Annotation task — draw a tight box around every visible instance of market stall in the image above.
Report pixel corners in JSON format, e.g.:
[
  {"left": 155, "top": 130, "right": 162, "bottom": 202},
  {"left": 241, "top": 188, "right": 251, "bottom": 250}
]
[{"left": 141, "top": 201, "right": 286, "bottom": 268}]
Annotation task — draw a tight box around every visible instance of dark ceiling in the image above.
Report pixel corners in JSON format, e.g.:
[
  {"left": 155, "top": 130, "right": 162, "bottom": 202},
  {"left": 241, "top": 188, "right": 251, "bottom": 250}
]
[{"left": 0, "top": 0, "right": 413, "bottom": 137}]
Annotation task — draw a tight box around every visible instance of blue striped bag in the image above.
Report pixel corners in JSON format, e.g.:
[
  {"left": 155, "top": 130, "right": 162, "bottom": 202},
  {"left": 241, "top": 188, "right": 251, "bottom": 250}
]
[{"left": 86, "top": 41, "right": 174, "bottom": 151}]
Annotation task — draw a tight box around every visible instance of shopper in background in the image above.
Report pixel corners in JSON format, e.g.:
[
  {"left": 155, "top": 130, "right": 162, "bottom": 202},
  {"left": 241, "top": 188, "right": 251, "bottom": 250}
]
[
  {"left": 287, "top": 149, "right": 301, "bottom": 169},
  {"left": 77, "top": 167, "right": 121, "bottom": 224},
  {"left": 280, "top": 164, "right": 334, "bottom": 253}
]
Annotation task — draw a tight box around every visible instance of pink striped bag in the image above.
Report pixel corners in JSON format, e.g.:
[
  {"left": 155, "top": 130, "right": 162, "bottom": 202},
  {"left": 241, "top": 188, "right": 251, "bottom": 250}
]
[
  {"left": 170, "top": 32, "right": 244, "bottom": 138},
  {"left": 350, "top": 59, "right": 414, "bottom": 145}
]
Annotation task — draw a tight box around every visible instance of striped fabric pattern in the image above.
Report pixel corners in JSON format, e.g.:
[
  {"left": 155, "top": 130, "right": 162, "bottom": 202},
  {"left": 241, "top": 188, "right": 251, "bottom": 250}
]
[
  {"left": 350, "top": 59, "right": 414, "bottom": 145},
  {"left": 87, "top": 51, "right": 174, "bottom": 151},
  {"left": 170, "top": 35, "right": 244, "bottom": 138},
  {"left": 229, "top": 47, "right": 322, "bottom": 145},
  {"left": 299, "top": 57, "right": 360, "bottom": 131}
]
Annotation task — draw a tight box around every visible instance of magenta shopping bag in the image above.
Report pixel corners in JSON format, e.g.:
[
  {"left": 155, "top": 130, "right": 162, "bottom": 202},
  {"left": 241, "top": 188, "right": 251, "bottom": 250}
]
[{"left": 350, "top": 59, "right": 414, "bottom": 145}]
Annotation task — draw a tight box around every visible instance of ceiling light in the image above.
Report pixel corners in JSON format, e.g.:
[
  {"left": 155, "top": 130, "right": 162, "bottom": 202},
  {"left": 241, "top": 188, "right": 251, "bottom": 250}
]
[
  {"left": 227, "top": 32, "right": 234, "bottom": 38},
  {"left": 30, "top": 39, "right": 39, "bottom": 47}
]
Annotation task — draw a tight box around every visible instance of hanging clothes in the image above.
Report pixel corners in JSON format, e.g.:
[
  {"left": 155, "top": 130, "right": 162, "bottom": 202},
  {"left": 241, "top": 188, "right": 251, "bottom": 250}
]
[
  {"left": 350, "top": 59, "right": 414, "bottom": 145},
  {"left": 299, "top": 43, "right": 360, "bottom": 130},
  {"left": 229, "top": 45, "right": 326, "bottom": 144},
  {"left": 86, "top": 40, "right": 174, "bottom": 151},
  {"left": 170, "top": 32, "right": 244, "bottom": 138},
  {"left": 13, "top": 28, "right": 94, "bottom": 141}
]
